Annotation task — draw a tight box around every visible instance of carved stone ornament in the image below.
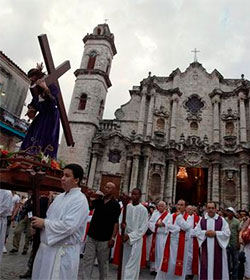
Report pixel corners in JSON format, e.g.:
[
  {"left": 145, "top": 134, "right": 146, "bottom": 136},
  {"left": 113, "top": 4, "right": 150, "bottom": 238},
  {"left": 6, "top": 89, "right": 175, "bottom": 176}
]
[
  {"left": 108, "top": 149, "right": 121, "bottom": 163},
  {"left": 185, "top": 136, "right": 204, "bottom": 149},
  {"left": 221, "top": 108, "right": 239, "bottom": 121},
  {"left": 150, "top": 162, "right": 164, "bottom": 174},
  {"left": 223, "top": 135, "right": 237, "bottom": 148},
  {"left": 224, "top": 169, "right": 237, "bottom": 180},
  {"left": 186, "top": 112, "right": 202, "bottom": 122},
  {"left": 154, "top": 106, "right": 169, "bottom": 118},
  {"left": 177, "top": 151, "right": 203, "bottom": 167}
]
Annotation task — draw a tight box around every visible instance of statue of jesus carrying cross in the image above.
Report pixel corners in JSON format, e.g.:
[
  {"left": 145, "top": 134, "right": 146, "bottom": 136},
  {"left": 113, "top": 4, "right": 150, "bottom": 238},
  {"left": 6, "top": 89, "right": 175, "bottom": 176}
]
[{"left": 20, "top": 34, "right": 74, "bottom": 158}]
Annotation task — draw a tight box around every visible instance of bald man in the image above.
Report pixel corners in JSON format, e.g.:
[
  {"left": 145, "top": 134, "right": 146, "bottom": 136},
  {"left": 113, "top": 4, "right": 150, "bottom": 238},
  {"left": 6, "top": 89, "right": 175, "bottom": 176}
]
[
  {"left": 148, "top": 201, "right": 170, "bottom": 275},
  {"left": 156, "top": 199, "right": 192, "bottom": 280},
  {"left": 82, "top": 182, "right": 121, "bottom": 280}
]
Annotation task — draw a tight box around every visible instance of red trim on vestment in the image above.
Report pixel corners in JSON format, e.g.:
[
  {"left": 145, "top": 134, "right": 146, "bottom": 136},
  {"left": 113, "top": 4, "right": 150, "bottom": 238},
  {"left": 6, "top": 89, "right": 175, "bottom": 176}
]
[
  {"left": 149, "top": 211, "right": 168, "bottom": 262},
  {"left": 140, "top": 235, "right": 147, "bottom": 268},
  {"left": 161, "top": 212, "right": 189, "bottom": 276}
]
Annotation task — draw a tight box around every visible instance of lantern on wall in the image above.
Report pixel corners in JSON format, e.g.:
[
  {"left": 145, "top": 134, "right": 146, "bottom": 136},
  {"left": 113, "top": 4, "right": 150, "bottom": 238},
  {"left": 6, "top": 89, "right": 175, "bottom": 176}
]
[{"left": 177, "top": 167, "right": 188, "bottom": 180}]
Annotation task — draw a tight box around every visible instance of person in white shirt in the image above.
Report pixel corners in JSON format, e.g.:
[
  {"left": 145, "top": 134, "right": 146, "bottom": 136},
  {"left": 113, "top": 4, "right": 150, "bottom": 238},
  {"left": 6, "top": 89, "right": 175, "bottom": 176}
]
[
  {"left": 195, "top": 201, "right": 230, "bottom": 280},
  {"left": 156, "top": 199, "right": 192, "bottom": 280},
  {"left": 31, "top": 163, "right": 89, "bottom": 280},
  {"left": 0, "top": 189, "right": 13, "bottom": 265},
  {"left": 120, "top": 188, "right": 148, "bottom": 280},
  {"left": 148, "top": 201, "right": 170, "bottom": 275}
]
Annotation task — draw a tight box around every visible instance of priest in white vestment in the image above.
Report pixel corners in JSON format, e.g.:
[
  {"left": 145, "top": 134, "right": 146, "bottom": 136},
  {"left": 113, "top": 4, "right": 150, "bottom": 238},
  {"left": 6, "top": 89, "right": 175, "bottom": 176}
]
[
  {"left": 0, "top": 189, "right": 13, "bottom": 266},
  {"left": 186, "top": 205, "right": 200, "bottom": 278},
  {"left": 195, "top": 201, "right": 230, "bottom": 280},
  {"left": 31, "top": 164, "right": 89, "bottom": 280},
  {"left": 156, "top": 199, "right": 192, "bottom": 280},
  {"left": 148, "top": 201, "right": 170, "bottom": 275},
  {"left": 120, "top": 188, "right": 148, "bottom": 280}
]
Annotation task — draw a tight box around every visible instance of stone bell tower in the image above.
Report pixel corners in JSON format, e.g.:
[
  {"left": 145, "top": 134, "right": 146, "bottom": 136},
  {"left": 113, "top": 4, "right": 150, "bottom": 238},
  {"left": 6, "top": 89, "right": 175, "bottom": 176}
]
[{"left": 58, "top": 23, "right": 117, "bottom": 172}]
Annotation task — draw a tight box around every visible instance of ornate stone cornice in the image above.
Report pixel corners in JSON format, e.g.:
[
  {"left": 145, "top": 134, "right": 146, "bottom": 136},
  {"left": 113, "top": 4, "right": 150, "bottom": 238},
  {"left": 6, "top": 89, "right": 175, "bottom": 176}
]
[
  {"left": 83, "top": 34, "right": 117, "bottom": 55},
  {"left": 74, "top": 68, "right": 112, "bottom": 88},
  {"left": 221, "top": 108, "right": 239, "bottom": 121},
  {"left": 154, "top": 106, "right": 169, "bottom": 118},
  {"left": 209, "top": 88, "right": 223, "bottom": 99}
]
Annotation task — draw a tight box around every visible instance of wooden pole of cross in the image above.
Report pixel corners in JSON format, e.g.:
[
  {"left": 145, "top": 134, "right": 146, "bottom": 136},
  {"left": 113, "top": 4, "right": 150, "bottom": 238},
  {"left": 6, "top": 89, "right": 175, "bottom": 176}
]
[{"left": 37, "top": 34, "right": 74, "bottom": 147}]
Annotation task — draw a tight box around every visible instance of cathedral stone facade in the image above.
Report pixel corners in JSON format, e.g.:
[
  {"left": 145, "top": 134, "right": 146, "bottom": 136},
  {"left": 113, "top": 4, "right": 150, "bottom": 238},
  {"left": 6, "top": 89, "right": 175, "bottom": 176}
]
[{"left": 59, "top": 24, "right": 250, "bottom": 210}]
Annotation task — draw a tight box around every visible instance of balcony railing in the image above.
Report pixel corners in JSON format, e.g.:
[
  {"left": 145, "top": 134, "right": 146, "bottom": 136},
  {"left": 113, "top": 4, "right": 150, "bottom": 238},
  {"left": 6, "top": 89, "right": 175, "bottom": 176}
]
[
  {"left": 0, "top": 107, "right": 29, "bottom": 135},
  {"left": 99, "top": 120, "right": 120, "bottom": 132}
]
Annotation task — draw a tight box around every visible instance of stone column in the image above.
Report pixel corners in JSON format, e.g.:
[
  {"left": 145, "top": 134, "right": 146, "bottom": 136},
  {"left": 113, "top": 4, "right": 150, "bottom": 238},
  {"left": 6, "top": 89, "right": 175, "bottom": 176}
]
[
  {"left": 146, "top": 91, "right": 155, "bottom": 138},
  {"left": 87, "top": 153, "right": 98, "bottom": 189},
  {"left": 241, "top": 163, "right": 249, "bottom": 209},
  {"left": 130, "top": 154, "right": 140, "bottom": 190},
  {"left": 123, "top": 156, "right": 132, "bottom": 194},
  {"left": 137, "top": 88, "right": 147, "bottom": 136},
  {"left": 164, "top": 160, "right": 174, "bottom": 203},
  {"left": 211, "top": 163, "right": 220, "bottom": 204},
  {"left": 170, "top": 94, "right": 179, "bottom": 141},
  {"left": 207, "top": 165, "right": 212, "bottom": 201},
  {"left": 212, "top": 96, "right": 220, "bottom": 144},
  {"left": 172, "top": 164, "right": 177, "bottom": 203},
  {"left": 141, "top": 153, "right": 150, "bottom": 201},
  {"left": 239, "top": 92, "right": 247, "bottom": 143}
]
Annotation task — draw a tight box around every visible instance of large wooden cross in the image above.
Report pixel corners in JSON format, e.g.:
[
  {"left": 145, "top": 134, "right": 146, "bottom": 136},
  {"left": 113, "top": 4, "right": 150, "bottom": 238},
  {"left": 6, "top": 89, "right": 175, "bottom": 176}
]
[{"left": 36, "top": 34, "right": 74, "bottom": 146}]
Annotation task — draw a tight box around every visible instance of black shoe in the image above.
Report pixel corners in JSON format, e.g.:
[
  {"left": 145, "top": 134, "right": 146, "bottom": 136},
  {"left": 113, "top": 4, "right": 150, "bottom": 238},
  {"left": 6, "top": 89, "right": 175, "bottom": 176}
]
[
  {"left": 19, "top": 270, "right": 32, "bottom": 278},
  {"left": 150, "top": 271, "right": 157, "bottom": 276},
  {"left": 9, "top": 248, "right": 18, "bottom": 254},
  {"left": 22, "top": 250, "right": 27, "bottom": 255},
  {"left": 80, "top": 253, "right": 83, "bottom": 258}
]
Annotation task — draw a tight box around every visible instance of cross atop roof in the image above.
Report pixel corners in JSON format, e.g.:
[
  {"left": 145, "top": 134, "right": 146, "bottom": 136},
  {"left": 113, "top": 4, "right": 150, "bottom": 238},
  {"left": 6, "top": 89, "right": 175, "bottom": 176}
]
[{"left": 191, "top": 48, "right": 200, "bottom": 62}]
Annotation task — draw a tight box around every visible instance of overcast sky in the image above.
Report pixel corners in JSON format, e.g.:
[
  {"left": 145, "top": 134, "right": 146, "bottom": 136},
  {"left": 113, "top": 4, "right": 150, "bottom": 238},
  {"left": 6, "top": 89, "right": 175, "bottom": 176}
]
[{"left": 1, "top": 0, "right": 250, "bottom": 121}]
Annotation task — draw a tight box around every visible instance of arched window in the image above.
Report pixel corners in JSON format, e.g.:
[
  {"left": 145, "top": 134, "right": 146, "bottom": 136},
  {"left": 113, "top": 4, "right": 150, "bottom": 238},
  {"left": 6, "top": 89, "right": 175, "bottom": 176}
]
[
  {"left": 156, "top": 118, "right": 165, "bottom": 131},
  {"left": 78, "top": 94, "right": 87, "bottom": 110},
  {"left": 97, "top": 28, "right": 102, "bottom": 35},
  {"left": 106, "top": 59, "right": 111, "bottom": 74},
  {"left": 87, "top": 51, "right": 97, "bottom": 70},
  {"left": 225, "top": 122, "right": 234, "bottom": 135},
  {"left": 190, "top": 121, "right": 198, "bottom": 130},
  {"left": 99, "top": 100, "right": 104, "bottom": 116}
]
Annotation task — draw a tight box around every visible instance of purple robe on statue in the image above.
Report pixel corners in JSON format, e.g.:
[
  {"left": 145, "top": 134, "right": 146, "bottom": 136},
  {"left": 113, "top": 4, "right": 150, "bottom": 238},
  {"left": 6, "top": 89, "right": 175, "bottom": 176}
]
[{"left": 20, "top": 84, "right": 60, "bottom": 158}]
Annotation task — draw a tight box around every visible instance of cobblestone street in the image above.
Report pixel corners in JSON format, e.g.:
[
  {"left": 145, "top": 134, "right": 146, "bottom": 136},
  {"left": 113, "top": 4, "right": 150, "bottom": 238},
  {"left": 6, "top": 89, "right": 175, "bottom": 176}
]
[{"left": 1, "top": 227, "right": 154, "bottom": 280}]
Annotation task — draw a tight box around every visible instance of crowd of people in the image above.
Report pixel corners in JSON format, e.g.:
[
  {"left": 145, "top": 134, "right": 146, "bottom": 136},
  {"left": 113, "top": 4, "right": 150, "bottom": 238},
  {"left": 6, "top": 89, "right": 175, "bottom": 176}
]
[{"left": 0, "top": 164, "right": 250, "bottom": 280}]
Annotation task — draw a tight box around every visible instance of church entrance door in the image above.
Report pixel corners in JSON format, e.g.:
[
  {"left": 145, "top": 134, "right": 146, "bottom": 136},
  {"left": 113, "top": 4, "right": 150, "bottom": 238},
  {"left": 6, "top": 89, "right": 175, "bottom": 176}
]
[
  {"left": 175, "top": 167, "right": 208, "bottom": 205},
  {"left": 100, "top": 175, "right": 121, "bottom": 198}
]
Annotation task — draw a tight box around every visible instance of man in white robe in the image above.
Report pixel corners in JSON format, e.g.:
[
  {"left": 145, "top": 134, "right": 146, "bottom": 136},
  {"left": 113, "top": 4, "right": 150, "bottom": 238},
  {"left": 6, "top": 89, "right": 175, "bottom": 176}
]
[
  {"left": 156, "top": 199, "right": 192, "bottom": 280},
  {"left": 186, "top": 205, "right": 200, "bottom": 279},
  {"left": 195, "top": 201, "right": 230, "bottom": 280},
  {"left": 146, "top": 204, "right": 156, "bottom": 265},
  {"left": 120, "top": 188, "right": 148, "bottom": 280},
  {"left": 0, "top": 189, "right": 13, "bottom": 266},
  {"left": 31, "top": 163, "right": 89, "bottom": 280},
  {"left": 148, "top": 201, "right": 170, "bottom": 275}
]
